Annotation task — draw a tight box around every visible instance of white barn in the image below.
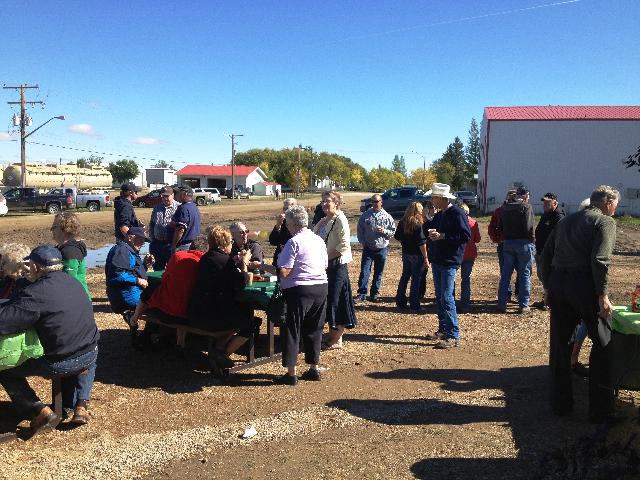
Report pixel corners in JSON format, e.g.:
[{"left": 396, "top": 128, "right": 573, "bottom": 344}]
[{"left": 478, "top": 106, "right": 640, "bottom": 215}]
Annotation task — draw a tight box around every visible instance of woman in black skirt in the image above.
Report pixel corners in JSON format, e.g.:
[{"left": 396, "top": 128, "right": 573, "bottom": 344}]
[{"left": 314, "top": 190, "right": 357, "bottom": 350}]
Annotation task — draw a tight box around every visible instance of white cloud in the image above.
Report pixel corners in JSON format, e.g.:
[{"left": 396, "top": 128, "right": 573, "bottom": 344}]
[
  {"left": 133, "top": 137, "right": 164, "bottom": 145},
  {"left": 68, "top": 124, "right": 96, "bottom": 136},
  {"left": 0, "top": 132, "right": 12, "bottom": 141}
]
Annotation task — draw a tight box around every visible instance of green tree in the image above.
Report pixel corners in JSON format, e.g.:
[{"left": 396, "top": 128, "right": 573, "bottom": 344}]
[
  {"left": 108, "top": 159, "right": 140, "bottom": 184},
  {"left": 433, "top": 137, "right": 467, "bottom": 190},
  {"left": 366, "top": 167, "right": 405, "bottom": 192},
  {"left": 465, "top": 117, "right": 480, "bottom": 179},
  {"left": 408, "top": 167, "right": 436, "bottom": 191},
  {"left": 76, "top": 155, "right": 104, "bottom": 168},
  {"left": 152, "top": 159, "right": 175, "bottom": 169},
  {"left": 391, "top": 154, "right": 407, "bottom": 177}
]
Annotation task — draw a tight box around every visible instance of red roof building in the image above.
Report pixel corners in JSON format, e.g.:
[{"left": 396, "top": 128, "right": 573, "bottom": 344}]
[
  {"left": 478, "top": 106, "right": 640, "bottom": 215},
  {"left": 484, "top": 106, "right": 640, "bottom": 121},
  {"left": 176, "top": 164, "right": 267, "bottom": 191}
]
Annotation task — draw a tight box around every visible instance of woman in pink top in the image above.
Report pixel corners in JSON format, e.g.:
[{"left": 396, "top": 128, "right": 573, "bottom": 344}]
[{"left": 459, "top": 203, "right": 481, "bottom": 312}]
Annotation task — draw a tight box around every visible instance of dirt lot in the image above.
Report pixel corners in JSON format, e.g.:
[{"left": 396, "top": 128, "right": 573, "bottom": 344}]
[{"left": 0, "top": 193, "right": 639, "bottom": 479}]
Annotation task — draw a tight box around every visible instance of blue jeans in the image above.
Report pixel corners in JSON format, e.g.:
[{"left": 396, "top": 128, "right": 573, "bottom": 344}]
[
  {"left": 498, "top": 240, "right": 533, "bottom": 309},
  {"left": 432, "top": 263, "right": 460, "bottom": 339},
  {"left": 396, "top": 254, "right": 424, "bottom": 310},
  {"left": 459, "top": 259, "right": 474, "bottom": 310},
  {"left": 0, "top": 346, "right": 98, "bottom": 415},
  {"left": 357, "top": 247, "right": 388, "bottom": 298}
]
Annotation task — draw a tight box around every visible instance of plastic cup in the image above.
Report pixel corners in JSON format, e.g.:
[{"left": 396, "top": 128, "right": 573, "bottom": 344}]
[{"left": 244, "top": 272, "right": 254, "bottom": 286}]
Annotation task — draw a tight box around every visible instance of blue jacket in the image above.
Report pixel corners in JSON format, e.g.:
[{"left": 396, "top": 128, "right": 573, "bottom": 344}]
[
  {"left": 105, "top": 241, "right": 147, "bottom": 313},
  {"left": 171, "top": 201, "right": 201, "bottom": 247},
  {"left": 428, "top": 204, "right": 471, "bottom": 267}
]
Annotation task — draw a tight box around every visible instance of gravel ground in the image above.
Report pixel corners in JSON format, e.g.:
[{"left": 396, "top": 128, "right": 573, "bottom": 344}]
[{"left": 0, "top": 193, "right": 639, "bottom": 479}]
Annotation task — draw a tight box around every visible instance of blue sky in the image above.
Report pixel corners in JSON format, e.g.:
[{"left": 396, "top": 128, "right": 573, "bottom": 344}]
[{"left": 1, "top": 0, "right": 638, "bottom": 173}]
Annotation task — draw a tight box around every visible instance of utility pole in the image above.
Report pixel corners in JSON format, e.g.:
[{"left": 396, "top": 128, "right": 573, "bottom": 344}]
[
  {"left": 228, "top": 133, "right": 243, "bottom": 199},
  {"left": 4, "top": 84, "right": 43, "bottom": 187}
]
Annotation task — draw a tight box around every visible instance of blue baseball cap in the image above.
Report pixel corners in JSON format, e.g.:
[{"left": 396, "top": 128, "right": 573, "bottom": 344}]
[
  {"left": 24, "top": 245, "right": 62, "bottom": 267},
  {"left": 127, "top": 226, "right": 150, "bottom": 242}
]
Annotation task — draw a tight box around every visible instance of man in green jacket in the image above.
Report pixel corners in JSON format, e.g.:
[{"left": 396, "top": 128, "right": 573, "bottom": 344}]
[{"left": 540, "top": 185, "right": 619, "bottom": 423}]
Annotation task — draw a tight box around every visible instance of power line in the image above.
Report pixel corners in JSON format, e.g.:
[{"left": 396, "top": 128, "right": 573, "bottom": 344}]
[{"left": 24, "top": 140, "right": 174, "bottom": 163}]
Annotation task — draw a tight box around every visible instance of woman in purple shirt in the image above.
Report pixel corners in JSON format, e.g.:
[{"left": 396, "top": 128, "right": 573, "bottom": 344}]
[{"left": 275, "top": 205, "right": 328, "bottom": 385}]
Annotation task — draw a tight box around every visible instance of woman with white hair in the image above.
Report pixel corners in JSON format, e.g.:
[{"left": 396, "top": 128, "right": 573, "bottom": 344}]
[
  {"left": 0, "top": 243, "right": 31, "bottom": 299},
  {"left": 275, "top": 205, "right": 328, "bottom": 385},
  {"left": 269, "top": 197, "right": 297, "bottom": 266}
]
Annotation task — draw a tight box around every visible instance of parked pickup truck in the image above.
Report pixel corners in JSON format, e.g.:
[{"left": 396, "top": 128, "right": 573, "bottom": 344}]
[
  {"left": 47, "top": 187, "right": 111, "bottom": 212},
  {"left": 1, "top": 187, "right": 77, "bottom": 215},
  {"left": 360, "top": 186, "right": 431, "bottom": 218}
]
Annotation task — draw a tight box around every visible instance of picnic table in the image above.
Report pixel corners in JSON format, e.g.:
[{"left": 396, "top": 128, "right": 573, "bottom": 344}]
[
  {"left": 143, "top": 270, "right": 282, "bottom": 375},
  {"left": 611, "top": 305, "right": 640, "bottom": 391}
]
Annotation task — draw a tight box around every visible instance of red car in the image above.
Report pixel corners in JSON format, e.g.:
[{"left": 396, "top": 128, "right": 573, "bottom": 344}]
[{"left": 133, "top": 189, "right": 162, "bottom": 208}]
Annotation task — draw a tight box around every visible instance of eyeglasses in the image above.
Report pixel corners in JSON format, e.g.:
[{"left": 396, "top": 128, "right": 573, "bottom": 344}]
[
  {"left": 239, "top": 230, "right": 248, "bottom": 235},
  {"left": 372, "top": 200, "right": 382, "bottom": 203}
]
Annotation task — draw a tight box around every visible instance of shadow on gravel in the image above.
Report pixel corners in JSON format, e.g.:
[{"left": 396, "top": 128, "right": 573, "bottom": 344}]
[
  {"left": 345, "top": 332, "right": 432, "bottom": 347},
  {"left": 94, "top": 329, "right": 220, "bottom": 394},
  {"left": 328, "top": 365, "right": 611, "bottom": 479}
]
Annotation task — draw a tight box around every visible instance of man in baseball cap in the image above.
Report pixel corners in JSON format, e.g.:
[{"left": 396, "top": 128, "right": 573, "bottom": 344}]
[
  {"left": 114, "top": 183, "right": 144, "bottom": 241},
  {"left": 534, "top": 192, "right": 565, "bottom": 308},
  {"left": 105, "top": 225, "right": 154, "bottom": 317},
  {"left": 0, "top": 244, "right": 99, "bottom": 431}
]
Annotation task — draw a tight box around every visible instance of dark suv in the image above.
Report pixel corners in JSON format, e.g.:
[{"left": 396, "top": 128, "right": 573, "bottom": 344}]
[{"left": 360, "top": 186, "right": 431, "bottom": 217}]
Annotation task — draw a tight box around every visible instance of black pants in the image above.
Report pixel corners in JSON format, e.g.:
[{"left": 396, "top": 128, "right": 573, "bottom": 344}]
[
  {"left": 282, "top": 283, "right": 328, "bottom": 369},
  {"left": 548, "top": 269, "right": 614, "bottom": 419}
]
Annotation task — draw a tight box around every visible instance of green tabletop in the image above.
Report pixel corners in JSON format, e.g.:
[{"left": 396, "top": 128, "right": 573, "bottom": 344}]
[
  {"left": 146, "top": 271, "right": 276, "bottom": 308},
  {"left": 611, "top": 305, "right": 640, "bottom": 336}
]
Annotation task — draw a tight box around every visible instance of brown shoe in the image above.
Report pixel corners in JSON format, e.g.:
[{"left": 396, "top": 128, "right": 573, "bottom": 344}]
[
  {"left": 71, "top": 405, "right": 90, "bottom": 425},
  {"left": 30, "top": 406, "right": 60, "bottom": 435}
]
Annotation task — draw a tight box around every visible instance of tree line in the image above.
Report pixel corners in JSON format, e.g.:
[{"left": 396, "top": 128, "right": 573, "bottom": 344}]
[
  {"left": 74, "top": 118, "right": 481, "bottom": 191},
  {"left": 235, "top": 117, "right": 480, "bottom": 192}
]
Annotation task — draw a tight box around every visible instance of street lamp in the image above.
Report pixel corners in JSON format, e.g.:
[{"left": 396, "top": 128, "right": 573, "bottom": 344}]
[
  {"left": 20, "top": 115, "right": 65, "bottom": 187},
  {"left": 411, "top": 150, "right": 428, "bottom": 191}
]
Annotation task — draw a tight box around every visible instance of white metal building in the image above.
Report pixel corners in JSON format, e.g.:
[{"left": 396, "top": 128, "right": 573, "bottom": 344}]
[{"left": 478, "top": 106, "right": 640, "bottom": 215}]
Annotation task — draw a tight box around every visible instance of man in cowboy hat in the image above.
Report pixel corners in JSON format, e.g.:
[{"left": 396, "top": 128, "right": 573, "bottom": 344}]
[{"left": 425, "top": 183, "right": 471, "bottom": 349}]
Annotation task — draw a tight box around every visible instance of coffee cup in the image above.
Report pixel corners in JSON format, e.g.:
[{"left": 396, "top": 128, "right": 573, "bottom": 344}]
[{"left": 244, "top": 271, "right": 254, "bottom": 286}]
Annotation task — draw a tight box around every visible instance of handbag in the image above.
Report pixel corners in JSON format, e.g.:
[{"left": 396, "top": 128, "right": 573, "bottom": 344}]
[{"left": 266, "top": 283, "right": 287, "bottom": 326}]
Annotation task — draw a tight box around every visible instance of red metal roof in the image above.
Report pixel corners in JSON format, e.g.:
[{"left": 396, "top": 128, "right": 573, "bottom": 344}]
[
  {"left": 262, "top": 181, "right": 280, "bottom": 186},
  {"left": 484, "top": 106, "right": 640, "bottom": 121},
  {"left": 176, "top": 165, "right": 258, "bottom": 176}
]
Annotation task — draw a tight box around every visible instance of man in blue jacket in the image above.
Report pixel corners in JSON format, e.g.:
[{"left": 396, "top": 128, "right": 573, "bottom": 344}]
[
  {"left": 0, "top": 245, "right": 99, "bottom": 433},
  {"left": 425, "top": 183, "right": 471, "bottom": 349},
  {"left": 105, "top": 226, "right": 152, "bottom": 314}
]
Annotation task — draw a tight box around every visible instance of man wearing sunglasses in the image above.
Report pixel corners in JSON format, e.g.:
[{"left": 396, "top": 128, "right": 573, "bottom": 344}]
[
  {"left": 355, "top": 194, "right": 396, "bottom": 302},
  {"left": 230, "top": 221, "right": 263, "bottom": 271}
]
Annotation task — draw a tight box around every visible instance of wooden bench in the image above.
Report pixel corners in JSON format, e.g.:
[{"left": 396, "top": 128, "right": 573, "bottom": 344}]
[
  {"left": 137, "top": 313, "right": 282, "bottom": 375},
  {"left": 0, "top": 369, "right": 88, "bottom": 443}
]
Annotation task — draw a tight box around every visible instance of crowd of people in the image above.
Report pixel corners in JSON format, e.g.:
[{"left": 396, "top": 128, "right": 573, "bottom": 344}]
[{"left": 0, "top": 179, "right": 626, "bottom": 435}]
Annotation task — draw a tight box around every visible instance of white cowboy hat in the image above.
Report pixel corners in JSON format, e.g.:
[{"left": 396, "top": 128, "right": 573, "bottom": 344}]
[{"left": 426, "top": 183, "right": 457, "bottom": 200}]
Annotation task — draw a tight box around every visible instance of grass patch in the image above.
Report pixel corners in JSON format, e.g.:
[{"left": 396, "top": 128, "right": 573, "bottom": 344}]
[{"left": 617, "top": 215, "right": 640, "bottom": 225}]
